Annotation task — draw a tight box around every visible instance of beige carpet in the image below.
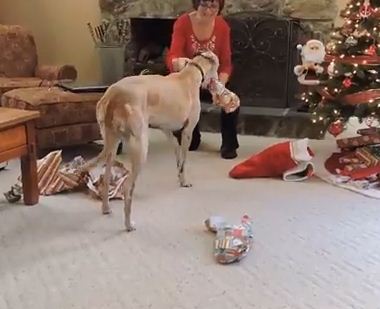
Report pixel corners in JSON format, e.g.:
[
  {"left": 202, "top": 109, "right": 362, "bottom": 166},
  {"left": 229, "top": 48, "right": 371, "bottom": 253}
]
[{"left": 1, "top": 130, "right": 380, "bottom": 309}]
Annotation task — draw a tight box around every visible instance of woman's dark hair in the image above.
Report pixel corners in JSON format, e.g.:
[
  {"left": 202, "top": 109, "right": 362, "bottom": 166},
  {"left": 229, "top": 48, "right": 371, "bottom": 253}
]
[{"left": 192, "top": 0, "right": 225, "bottom": 14}]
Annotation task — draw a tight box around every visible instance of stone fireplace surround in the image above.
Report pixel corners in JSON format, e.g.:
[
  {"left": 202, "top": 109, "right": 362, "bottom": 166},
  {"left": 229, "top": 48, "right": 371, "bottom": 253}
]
[
  {"left": 98, "top": 0, "right": 337, "bottom": 138},
  {"left": 99, "top": 0, "right": 338, "bottom": 37}
]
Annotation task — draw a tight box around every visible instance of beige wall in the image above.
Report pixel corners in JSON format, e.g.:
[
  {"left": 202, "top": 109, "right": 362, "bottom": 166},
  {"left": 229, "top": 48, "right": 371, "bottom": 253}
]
[{"left": 0, "top": 0, "right": 102, "bottom": 81}]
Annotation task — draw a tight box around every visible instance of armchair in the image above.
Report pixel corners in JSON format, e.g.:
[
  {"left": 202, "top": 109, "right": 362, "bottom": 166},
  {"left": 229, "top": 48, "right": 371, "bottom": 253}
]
[{"left": 0, "top": 24, "right": 77, "bottom": 96}]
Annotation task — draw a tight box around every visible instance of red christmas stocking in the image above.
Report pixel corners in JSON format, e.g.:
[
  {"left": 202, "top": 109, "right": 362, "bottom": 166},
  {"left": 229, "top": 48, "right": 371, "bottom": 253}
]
[{"left": 229, "top": 138, "right": 315, "bottom": 181}]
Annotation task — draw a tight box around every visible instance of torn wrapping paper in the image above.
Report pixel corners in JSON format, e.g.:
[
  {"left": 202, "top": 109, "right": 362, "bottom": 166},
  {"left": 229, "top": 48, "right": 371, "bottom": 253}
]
[
  {"left": 87, "top": 160, "right": 129, "bottom": 200},
  {"left": 205, "top": 215, "right": 254, "bottom": 265},
  {"left": 4, "top": 150, "right": 129, "bottom": 203}
]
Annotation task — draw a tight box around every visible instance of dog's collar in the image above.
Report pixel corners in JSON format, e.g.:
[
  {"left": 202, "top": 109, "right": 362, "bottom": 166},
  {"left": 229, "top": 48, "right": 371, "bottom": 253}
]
[{"left": 188, "top": 62, "right": 205, "bottom": 81}]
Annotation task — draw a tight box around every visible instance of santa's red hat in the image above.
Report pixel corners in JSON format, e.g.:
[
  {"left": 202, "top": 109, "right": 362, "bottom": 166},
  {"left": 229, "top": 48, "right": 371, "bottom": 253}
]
[{"left": 229, "top": 138, "right": 315, "bottom": 181}]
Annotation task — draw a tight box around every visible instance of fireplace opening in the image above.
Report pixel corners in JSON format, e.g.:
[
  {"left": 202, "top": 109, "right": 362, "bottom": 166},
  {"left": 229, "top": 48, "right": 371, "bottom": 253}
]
[{"left": 129, "top": 17, "right": 175, "bottom": 76}]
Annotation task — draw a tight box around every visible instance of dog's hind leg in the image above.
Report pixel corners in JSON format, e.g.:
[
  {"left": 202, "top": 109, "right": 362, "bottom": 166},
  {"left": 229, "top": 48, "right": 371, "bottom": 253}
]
[
  {"left": 123, "top": 124, "right": 148, "bottom": 232},
  {"left": 100, "top": 130, "right": 119, "bottom": 214}
]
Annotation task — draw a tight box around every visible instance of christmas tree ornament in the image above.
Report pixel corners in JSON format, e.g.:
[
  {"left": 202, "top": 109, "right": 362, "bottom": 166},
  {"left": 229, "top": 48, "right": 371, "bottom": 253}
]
[
  {"left": 343, "top": 77, "right": 353, "bottom": 88},
  {"left": 345, "top": 36, "right": 358, "bottom": 47},
  {"left": 359, "top": 0, "right": 374, "bottom": 18},
  {"left": 327, "top": 61, "right": 337, "bottom": 76},
  {"left": 293, "top": 40, "right": 326, "bottom": 85},
  {"left": 328, "top": 120, "right": 345, "bottom": 137},
  {"left": 366, "top": 44, "right": 377, "bottom": 55},
  {"left": 326, "top": 41, "right": 337, "bottom": 53}
]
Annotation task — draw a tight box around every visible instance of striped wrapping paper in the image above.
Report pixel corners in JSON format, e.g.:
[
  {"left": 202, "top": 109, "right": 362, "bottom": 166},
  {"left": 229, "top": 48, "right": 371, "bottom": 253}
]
[
  {"left": 4, "top": 151, "right": 129, "bottom": 203},
  {"left": 355, "top": 146, "right": 380, "bottom": 167}
]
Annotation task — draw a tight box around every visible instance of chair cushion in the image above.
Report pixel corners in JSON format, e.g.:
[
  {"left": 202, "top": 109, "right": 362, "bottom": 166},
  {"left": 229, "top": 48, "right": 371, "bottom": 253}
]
[
  {"left": 0, "top": 25, "right": 38, "bottom": 77},
  {"left": 0, "top": 77, "right": 42, "bottom": 95},
  {"left": 1, "top": 87, "right": 104, "bottom": 128}
]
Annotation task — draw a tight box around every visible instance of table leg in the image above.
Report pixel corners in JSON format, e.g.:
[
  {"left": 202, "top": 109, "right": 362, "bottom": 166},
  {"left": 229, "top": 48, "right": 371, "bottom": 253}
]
[{"left": 21, "top": 121, "right": 39, "bottom": 205}]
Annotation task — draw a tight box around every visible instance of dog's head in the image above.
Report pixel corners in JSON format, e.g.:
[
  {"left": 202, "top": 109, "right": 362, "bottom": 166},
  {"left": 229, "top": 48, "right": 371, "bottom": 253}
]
[{"left": 191, "top": 50, "right": 220, "bottom": 88}]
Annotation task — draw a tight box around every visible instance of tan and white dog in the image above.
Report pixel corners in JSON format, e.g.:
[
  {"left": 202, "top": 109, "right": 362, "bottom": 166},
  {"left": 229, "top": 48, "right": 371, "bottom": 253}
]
[{"left": 81, "top": 50, "right": 220, "bottom": 231}]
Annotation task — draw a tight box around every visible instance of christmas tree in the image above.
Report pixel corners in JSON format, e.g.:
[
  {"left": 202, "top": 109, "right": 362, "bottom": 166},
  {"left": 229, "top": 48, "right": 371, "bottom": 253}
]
[{"left": 302, "top": 0, "right": 380, "bottom": 136}]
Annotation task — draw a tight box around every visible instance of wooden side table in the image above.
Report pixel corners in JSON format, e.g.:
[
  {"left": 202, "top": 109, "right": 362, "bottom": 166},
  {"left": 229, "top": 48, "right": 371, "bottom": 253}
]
[{"left": 0, "top": 107, "right": 40, "bottom": 205}]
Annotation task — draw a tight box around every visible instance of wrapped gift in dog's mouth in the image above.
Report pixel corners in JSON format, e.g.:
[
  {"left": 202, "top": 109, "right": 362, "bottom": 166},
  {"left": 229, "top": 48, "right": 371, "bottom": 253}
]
[{"left": 207, "top": 79, "right": 240, "bottom": 113}]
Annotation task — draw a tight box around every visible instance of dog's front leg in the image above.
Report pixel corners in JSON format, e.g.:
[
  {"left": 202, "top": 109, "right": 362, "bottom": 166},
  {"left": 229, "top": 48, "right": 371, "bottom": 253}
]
[
  {"left": 163, "top": 128, "right": 191, "bottom": 187},
  {"left": 177, "top": 128, "right": 193, "bottom": 187},
  {"left": 176, "top": 103, "right": 201, "bottom": 188},
  {"left": 162, "top": 129, "right": 183, "bottom": 181}
]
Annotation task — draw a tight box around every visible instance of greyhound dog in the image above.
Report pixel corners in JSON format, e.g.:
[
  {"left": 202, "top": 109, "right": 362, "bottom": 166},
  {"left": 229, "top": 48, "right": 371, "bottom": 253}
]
[{"left": 81, "top": 50, "right": 220, "bottom": 231}]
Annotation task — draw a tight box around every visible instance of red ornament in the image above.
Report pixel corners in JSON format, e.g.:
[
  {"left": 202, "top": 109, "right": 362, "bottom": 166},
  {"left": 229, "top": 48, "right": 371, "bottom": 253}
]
[
  {"left": 367, "top": 44, "right": 377, "bottom": 56},
  {"left": 343, "top": 77, "right": 352, "bottom": 88},
  {"left": 360, "top": 1, "right": 374, "bottom": 18},
  {"left": 328, "top": 120, "right": 344, "bottom": 137}
]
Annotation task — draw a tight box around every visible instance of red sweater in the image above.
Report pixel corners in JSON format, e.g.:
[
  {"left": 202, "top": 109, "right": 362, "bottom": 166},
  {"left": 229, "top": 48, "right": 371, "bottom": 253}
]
[{"left": 166, "top": 13, "right": 232, "bottom": 76}]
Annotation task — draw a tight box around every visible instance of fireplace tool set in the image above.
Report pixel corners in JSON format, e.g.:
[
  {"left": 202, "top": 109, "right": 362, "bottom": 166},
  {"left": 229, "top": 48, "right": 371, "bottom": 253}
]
[{"left": 87, "top": 19, "right": 130, "bottom": 47}]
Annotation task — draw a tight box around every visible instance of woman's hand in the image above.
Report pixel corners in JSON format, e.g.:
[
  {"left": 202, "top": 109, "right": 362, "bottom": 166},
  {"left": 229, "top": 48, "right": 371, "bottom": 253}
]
[{"left": 218, "top": 72, "right": 229, "bottom": 86}]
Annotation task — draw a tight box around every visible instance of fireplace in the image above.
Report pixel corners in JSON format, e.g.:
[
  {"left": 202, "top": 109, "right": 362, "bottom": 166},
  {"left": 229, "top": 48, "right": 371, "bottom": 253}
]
[
  {"left": 226, "top": 13, "right": 305, "bottom": 108},
  {"left": 126, "top": 13, "right": 308, "bottom": 108},
  {"left": 129, "top": 17, "right": 175, "bottom": 76}
]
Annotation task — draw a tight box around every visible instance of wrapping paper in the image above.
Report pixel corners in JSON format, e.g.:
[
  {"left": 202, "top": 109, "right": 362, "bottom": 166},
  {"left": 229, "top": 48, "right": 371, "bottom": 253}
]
[
  {"left": 4, "top": 150, "right": 129, "bottom": 203},
  {"left": 336, "top": 135, "right": 380, "bottom": 149},
  {"left": 355, "top": 146, "right": 380, "bottom": 167},
  {"left": 205, "top": 215, "right": 254, "bottom": 264}
]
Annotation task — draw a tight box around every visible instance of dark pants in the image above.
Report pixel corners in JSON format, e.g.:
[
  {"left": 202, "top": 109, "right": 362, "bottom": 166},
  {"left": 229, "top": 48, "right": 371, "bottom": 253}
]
[{"left": 191, "top": 89, "right": 239, "bottom": 150}]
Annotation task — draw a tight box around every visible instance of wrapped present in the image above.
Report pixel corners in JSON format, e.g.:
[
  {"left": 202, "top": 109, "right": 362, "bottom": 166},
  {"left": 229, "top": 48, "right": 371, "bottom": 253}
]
[
  {"left": 357, "top": 127, "right": 380, "bottom": 136},
  {"left": 355, "top": 146, "right": 380, "bottom": 167},
  {"left": 340, "top": 162, "right": 368, "bottom": 173},
  {"left": 336, "top": 135, "right": 380, "bottom": 149},
  {"left": 87, "top": 160, "right": 129, "bottom": 200},
  {"left": 338, "top": 164, "right": 380, "bottom": 180},
  {"left": 338, "top": 152, "right": 363, "bottom": 164},
  {"left": 207, "top": 79, "right": 240, "bottom": 113},
  {"left": 205, "top": 215, "right": 254, "bottom": 265}
]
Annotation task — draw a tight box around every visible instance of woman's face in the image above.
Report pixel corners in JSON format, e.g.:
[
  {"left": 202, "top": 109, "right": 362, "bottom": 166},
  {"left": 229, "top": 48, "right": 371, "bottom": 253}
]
[{"left": 197, "top": 0, "right": 219, "bottom": 20}]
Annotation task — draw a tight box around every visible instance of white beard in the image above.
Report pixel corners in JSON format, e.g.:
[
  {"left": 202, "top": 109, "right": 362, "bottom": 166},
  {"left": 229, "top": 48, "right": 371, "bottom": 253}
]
[{"left": 303, "top": 49, "right": 325, "bottom": 64}]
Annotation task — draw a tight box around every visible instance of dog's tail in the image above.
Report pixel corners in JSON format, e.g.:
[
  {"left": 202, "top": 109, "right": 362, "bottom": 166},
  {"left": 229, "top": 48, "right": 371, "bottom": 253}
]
[{"left": 80, "top": 91, "right": 120, "bottom": 174}]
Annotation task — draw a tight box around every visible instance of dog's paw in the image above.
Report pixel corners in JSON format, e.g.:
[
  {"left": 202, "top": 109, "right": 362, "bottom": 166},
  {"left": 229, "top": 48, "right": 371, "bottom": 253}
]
[
  {"left": 125, "top": 221, "right": 136, "bottom": 232},
  {"left": 102, "top": 206, "right": 112, "bottom": 215},
  {"left": 180, "top": 182, "right": 193, "bottom": 188}
]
